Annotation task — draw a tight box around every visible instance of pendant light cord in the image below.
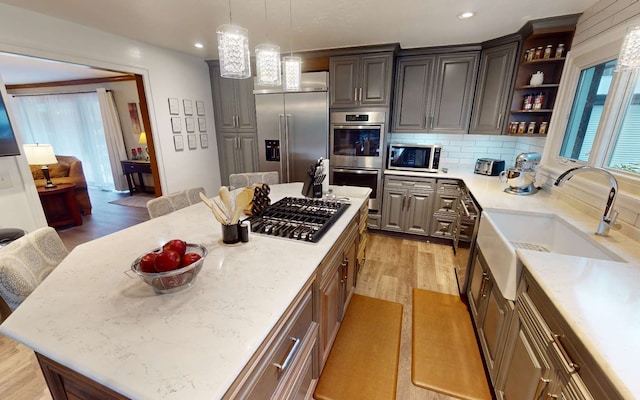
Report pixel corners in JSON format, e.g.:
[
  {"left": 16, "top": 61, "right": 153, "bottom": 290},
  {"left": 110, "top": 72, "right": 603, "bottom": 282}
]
[
  {"left": 264, "top": 0, "right": 269, "bottom": 41},
  {"left": 228, "top": 0, "right": 233, "bottom": 24},
  {"left": 289, "top": 0, "right": 294, "bottom": 56}
]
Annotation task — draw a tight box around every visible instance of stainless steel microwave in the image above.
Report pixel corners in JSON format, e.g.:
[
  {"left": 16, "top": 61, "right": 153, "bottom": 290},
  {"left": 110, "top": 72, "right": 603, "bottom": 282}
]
[{"left": 387, "top": 144, "right": 442, "bottom": 172}]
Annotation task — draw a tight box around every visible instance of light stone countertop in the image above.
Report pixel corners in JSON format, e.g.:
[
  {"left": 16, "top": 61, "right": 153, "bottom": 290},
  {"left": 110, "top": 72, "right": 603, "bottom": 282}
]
[
  {"left": 0, "top": 183, "right": 368, "bottom": 400},
  {"left": 385, "top": 167, "right": 640, "bottom": 399}
]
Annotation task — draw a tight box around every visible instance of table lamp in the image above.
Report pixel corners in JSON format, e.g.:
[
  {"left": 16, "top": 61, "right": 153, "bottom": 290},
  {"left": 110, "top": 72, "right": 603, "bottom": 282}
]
[
  {"left": 138, "top": 132, "right": 149, "bottom": 161},
  {"left": 23, "top": 143, "right": 58, "bottom": 188}
]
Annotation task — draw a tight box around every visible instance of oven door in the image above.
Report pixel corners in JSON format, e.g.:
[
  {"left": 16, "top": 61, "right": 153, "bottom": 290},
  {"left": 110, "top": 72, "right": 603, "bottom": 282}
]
[
  {"left": 330, "top": 124, "right": 383, "bottom": 168},
  {"left": 331, "top": 167, "right": 381, "bottom": 211}
]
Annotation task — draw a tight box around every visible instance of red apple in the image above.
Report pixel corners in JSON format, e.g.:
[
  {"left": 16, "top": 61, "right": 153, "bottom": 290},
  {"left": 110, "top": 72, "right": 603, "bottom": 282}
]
[
  {"left": 181, "top": 253, "right": 202, "bottom": 268},
  {"left": 154, "top": 250, "right": 181, "bottom": 272},
  {"left": 139, "top": 252, "right": 159, "bottom": 273},
  {"left": 162, "top": 239, "right": 187, "bottom": 256}
]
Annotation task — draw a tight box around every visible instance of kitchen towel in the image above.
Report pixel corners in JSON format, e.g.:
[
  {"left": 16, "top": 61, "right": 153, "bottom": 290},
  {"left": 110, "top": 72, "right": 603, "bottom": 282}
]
[{"left": 412, "top": 288, "right": 492, "bottom": 400}]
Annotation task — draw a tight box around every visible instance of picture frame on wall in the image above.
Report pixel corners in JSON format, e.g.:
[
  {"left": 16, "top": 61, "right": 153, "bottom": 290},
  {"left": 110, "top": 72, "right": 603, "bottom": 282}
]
[
  {"left": 198, "top": 117, "right": 207, "bottom": 132},
  {"left": 196, "top": 100, "right": 205, "bottom": 116},
  {"left": 168, "top": 98, "right": 180, "bottom": 115},
  {"left": 173, "top": 135, "right": 184, "bottom": 151},
  {"left": 128, "top": 103, "right": 142, "bottom": 134},
  {"left": 183, "top": 99, "right": 193, "bottom": 116},
  {"left": 187, "top": 134, "right": 197, "bottom": 150},
  {"left": 185, "top": 117, "right": 195, "bottom": 133},
  {"left": 171, "top": 117, "right": 182, "bottom": 133},
  {"left": 200, "top": 134, "right": 208, "bottom": 149}
]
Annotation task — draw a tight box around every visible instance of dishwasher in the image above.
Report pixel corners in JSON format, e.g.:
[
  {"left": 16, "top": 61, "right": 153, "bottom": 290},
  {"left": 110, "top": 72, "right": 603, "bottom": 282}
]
[{"left": 453, "top": 184, "right": 481, "bottom": 296}]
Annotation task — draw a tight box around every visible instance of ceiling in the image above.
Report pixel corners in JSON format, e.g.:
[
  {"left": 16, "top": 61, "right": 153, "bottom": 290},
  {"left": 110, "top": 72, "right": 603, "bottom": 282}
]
[{"left": 0, "top": 0, "right": 598, "bottom": 85}]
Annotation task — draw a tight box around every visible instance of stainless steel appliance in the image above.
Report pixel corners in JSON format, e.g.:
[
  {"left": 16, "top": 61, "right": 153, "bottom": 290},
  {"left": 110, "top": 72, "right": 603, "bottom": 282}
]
[
  {"left": 330, "top": 111, "right": 386, "bottom": 211},
  {"left": 474, "top": 158, "right": 505, "bottom": 176},
  {"left": 499, "top": 152, "right": 541, "bottom": 195},
  {"left": 247, "top": 197, "right": 350, "bottom": 242},
  {"left": 254, "top": 72, "right": 329, "bottom": 184},
  {"left": 388, "top": 144, "right": 442, "bottom": 172}
]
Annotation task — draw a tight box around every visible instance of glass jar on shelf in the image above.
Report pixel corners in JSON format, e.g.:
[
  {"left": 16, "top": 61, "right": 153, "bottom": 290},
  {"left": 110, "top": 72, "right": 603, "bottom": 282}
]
[
  {"left": 543, "top": 45, "right": 553, "bottom": 59},
  {"left": 535, "top": 46, "right": 544, "bottom": 59},
  {"left": 555, "top": 43, "right": 565, "bottom": 58},
  {"left": 523, "top": 94, "right": 534, "bottom": 110},
  {"left": 539, "top": 122, "right": 548, "bottom": 134},
  {"left": 533, "top": 92, "right": 545, "bottom": 110},
  {"left": 527, "top": 121, "right": 537, "bottom": 134}
]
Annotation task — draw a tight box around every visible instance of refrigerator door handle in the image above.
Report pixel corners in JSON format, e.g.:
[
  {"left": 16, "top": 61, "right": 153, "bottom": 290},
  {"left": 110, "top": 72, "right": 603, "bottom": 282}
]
[
  {"left": 278, "top": 114, "right": 286, "bottom": 182},
  {"left": 285, "top": 114, "right": 292, "bottom": 183}
]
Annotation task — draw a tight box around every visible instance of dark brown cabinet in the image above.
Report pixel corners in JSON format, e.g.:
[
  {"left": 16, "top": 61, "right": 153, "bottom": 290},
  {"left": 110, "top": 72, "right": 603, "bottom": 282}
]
[
  {"left": 330, "top": 53, "right": 394, "bottom": 108},
  {"left": 469, "top": 41, "right": 519, "bottom": 135},
  {"left": 392, "top": 52, "right": 479, "bottom": 133}
]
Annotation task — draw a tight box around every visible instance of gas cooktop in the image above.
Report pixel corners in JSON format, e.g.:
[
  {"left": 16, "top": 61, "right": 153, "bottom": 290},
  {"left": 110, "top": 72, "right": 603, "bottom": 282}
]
[{"left": 247, "top": 197, "right": 350, "bottom": 242}]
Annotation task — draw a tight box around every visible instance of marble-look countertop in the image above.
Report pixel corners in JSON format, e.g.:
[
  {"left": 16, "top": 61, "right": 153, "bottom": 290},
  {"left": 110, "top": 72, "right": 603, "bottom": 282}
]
[
  {"left": 385, "top": 167, "right": 640, "bottom": 399},
  {"left": 0, "top": 183, "right": 368, "bottom": 400}
]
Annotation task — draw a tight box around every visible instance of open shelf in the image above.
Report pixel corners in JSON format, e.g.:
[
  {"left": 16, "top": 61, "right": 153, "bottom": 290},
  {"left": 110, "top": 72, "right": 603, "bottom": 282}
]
[
  {"left": 516, "top": 84, "right": 560, "bottom": 90},
  {"left": 512, "top": 109, "right": 553, "bottom": 113}
]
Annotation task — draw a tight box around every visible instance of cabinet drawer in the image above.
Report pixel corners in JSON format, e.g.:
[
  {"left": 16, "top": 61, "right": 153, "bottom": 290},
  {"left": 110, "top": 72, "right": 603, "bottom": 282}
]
[
  {"left": 437, "top": 179, "right": 461, "bottom": 193},
  {"left": 242, "top": 289, "right": 314, "bottom": 400}
]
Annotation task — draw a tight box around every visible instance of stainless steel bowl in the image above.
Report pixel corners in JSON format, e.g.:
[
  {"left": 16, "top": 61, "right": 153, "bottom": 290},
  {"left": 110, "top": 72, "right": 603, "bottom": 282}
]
[{"left": 131, "top": 243, "right": 208, "bottom": 294}]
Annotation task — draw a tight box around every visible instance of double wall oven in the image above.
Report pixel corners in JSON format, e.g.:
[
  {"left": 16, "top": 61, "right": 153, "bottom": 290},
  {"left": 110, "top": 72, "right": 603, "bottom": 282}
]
[{"left": 329, "top": 111, "right": 386, "bottom": 211}]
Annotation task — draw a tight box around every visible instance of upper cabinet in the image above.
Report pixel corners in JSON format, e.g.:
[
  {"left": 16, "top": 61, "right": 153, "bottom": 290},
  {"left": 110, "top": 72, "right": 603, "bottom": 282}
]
[
  {"left": 209, "top": 64, "right": 257, "bottom": 133},
  {"left": 330, "top": 52, "right": 394, "bottom": 108},
  {"left": 507, "top": 27, "right": 575, "bottom": 136},
  {"left": 392, "top": 51, "right": 480, "bottom": 134},
  {"left": 469, "top": 41, "right": 519, "bottom": 135}
]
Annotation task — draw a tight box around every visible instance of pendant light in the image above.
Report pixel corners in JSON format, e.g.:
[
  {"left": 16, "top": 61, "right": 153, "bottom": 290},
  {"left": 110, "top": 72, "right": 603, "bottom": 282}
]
[
  {"left": 283, "top": 0, "right": 301, "bottom": 91},
  {"left": 255, "top": 0, "right": 281, "bottom": 86},
  {"left": 217, "top": 0, "right": 251, "bottom": 79},
  {"left": 617, "top": 26, "right": 640, "bottom": 71}
]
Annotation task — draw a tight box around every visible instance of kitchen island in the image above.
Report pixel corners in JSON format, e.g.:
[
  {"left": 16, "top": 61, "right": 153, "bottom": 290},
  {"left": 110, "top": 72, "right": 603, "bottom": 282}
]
[{"left": 0, "top": 183, "right": 370, "bottom": 400}]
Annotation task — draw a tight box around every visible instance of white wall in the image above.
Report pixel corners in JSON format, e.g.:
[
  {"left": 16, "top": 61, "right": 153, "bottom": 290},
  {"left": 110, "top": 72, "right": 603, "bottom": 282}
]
[
  {"left": 0, "top": 3, "right": 221, "bottom": 231},
  {"left": 573, "top": 0, "right": 640, "bottom": 46}
]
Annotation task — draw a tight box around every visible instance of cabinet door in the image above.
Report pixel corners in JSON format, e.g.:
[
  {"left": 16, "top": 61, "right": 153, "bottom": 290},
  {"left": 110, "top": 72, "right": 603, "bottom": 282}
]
[
  {"left": 359, "top": 54, "right": 393, "bottom": 107},
  {"left": 404, "top": 191, "right": 433, "bottom": 236},
  {"left": 341, "top": 237, "right": 358, "bottom": 318},
  {"left": 381, "top": 189, "right": 406, "bottom": 232},
  {"left": 470, "top": 42, "right": 519, "bottom": 135},
  {"left": 392, "top": 56, "right": 434, "bottom": 132},
  {"left": 431, "top": 52, "right": 480, "bottom": 133},
  {"left": 498, "top": 312, "right": 553, "bottom": 400},
  {"left": 429, "top": 214, "right": 456, "bottom": 239},
  {"left": 235, "top": 77, "right": 257, "bottom": 132},
  {"left": 330, "top": 56, "right": 360, "bottom": 108},
  {"left": 433, "top": 193, "right": 459, "bottom": 214},
  {"left": 467, "top": 252, "right": 489, "bottom": 324},
  {"left": 220, "top": 133, "right": 239, "bottom": 182},
  {"left": 237, "top": 134, "right": 258, "bottom": 173},
  {"left": 210, "top": 66, "right": 238, "bottom": 131},
  {"left": 319, "top": 267, "right": 342, "bottom": 367},
  {"left": 479, "top": 282, "right": 510, "bottom": 382}
]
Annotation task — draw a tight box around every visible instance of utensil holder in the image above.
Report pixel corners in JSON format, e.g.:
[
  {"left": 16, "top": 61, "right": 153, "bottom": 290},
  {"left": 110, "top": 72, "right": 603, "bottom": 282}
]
[{"left": 222, "top": 223, "right": 240, "bottom": 244}]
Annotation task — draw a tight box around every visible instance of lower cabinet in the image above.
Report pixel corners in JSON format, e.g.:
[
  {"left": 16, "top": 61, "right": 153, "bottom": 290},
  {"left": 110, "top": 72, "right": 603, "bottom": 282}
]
[
  {"left": 318, "top": 221, "right": 359, "bottom": 370},
  {"left": 381, "top": 176, "right": 436, "bottom": 235},
  {"left": 467, "top": 247, "right": 512, "bottom": 384}
]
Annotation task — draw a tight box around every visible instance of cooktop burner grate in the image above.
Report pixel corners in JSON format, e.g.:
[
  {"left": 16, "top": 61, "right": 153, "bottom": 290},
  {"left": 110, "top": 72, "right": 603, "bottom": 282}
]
[{"left": 248, "top": 197, "right": 350, "bottom": 242}]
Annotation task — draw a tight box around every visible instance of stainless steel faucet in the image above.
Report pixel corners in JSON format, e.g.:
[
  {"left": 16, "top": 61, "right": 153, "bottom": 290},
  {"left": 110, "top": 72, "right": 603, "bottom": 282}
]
[{"left": 554, "top": 166, "right": 619, "bottom": 236}]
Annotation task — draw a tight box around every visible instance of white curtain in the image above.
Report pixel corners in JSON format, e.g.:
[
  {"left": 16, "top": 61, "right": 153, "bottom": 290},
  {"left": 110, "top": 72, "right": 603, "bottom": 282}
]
[
  {"left": 12, "top": 90, "right": 128, "bottom": 191},
  {"left": 96, "top": 88, "right": 128, "bottom": 191}
]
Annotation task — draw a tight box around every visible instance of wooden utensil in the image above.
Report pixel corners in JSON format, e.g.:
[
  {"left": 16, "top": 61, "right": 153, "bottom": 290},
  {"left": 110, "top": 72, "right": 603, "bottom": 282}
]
[
  {"left": 219, "top": 186, "right": 233, "bottom": 217},
  {"left": 199, "top": 192, "right": 228, "bottom": 225},
  {"left": 232, "top": 188, "right": 253, "bottom": 224}
]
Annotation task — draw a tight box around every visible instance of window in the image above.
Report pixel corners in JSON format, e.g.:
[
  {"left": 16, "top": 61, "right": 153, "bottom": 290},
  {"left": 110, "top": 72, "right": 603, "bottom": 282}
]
[{"left": 607, "top": 75, "right": 640, "bottom": 174}]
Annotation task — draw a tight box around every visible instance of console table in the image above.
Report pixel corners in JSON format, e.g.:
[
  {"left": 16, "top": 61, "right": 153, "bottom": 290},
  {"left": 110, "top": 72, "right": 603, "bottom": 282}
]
[
  {"left": 121, "top": 160, "right": 151, "bottom": 196},
  {"left": 37, "top": 183, "right": 83, "bottom": 228}
]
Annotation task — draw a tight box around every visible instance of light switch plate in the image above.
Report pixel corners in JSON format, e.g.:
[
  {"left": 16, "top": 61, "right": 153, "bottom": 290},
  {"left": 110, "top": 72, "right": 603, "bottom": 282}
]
[{"left": 0, "top": 171, "right": 12, "bottom": 189}]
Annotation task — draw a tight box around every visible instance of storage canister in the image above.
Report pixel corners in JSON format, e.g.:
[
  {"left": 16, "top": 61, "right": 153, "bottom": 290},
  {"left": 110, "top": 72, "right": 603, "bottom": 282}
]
[
  {"left": 533, "top": 93, "right": 544, "bottom": 110},
  {"left": 523, "top": 94, "right": 534, "bottom": 110},
  {"left": 543, "top": 45, "right": 553, "bottom": 59},
  {"left": 539, "top": 122, "right": 548, "bottom": 134},
  {"left": 555, "top": 43, "right": 565, "bottom": 58},
  {"left": 527, "top": 121, "right": 536, "bottom": 134},
  {"left": 517, "top": 122, "right": 527, "bottom": 134},
  {"left": 535, "top": 47, "right": 544, "bottom": 59}
]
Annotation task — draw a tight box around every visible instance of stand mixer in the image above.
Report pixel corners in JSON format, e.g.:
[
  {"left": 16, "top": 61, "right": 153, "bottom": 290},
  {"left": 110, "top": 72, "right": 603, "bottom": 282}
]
[{"left": 499, "top": 152, "right": 541, "bottom": 195}]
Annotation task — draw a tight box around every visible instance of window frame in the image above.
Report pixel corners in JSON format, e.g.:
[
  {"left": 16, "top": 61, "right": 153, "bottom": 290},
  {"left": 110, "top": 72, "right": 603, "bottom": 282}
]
[{"left": 542, "top": 20, "right": 640, "bottom": 199}]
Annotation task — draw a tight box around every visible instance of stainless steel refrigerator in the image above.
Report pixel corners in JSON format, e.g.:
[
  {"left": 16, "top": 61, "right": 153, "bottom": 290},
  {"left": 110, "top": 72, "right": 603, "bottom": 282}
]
[{"left": 254, "top": 72, "right": 329, "bottom": 184}]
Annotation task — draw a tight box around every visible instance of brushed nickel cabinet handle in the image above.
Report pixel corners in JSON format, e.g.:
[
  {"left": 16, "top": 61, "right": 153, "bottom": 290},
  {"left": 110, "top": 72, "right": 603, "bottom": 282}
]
[
  {"left": 532, "top": 377, "right": 550, "bottom": 400},
  {"left": 359, "top": 87, "right": 363, "bottom": 102},
  {"left": 273, "top": 337, "right": 301, "bottom": 372},
  {"left": 552, "top": 334, "right": 579, "bottom": 372},
  {"left": 354, "top": 87, "right": 358, "bottom": 103},
  {"left": 497, "top": 113, "right": 503, "bottom": 129},
  {"left": 407, "top": 195, "right": 412, "bottom": 209},
  {"left": 401, "top": 195, "right": 406, "bottom": 210}
]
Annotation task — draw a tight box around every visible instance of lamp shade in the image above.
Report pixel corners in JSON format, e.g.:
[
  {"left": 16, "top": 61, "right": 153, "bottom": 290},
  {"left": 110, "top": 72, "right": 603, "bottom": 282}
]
[
  {"left": 617, "top": 26, "right": 640, "bottom": 70},
  {"left": 23, "top": 144, "right": 57, "bottom": 165},
  {"left": 256, "top": 43, "right": 282, "bottom": 86},
  {"left": 283, "top": 56, "right": 302, "bottom": 91},
  {"left": 138, "top": 131, "right": 147, "bottom": 145},
  {"left": 217, "top": 24, "right": 251, "bottom": 79}
]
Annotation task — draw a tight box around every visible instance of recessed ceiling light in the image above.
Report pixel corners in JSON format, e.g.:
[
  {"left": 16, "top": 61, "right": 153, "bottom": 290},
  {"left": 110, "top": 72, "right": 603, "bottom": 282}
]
[
  {"left": 458, "top": 12, "right": 474, "bottom": 19},
  {"left": 194, "top": 43, "right": 204, "bottom": 49}
]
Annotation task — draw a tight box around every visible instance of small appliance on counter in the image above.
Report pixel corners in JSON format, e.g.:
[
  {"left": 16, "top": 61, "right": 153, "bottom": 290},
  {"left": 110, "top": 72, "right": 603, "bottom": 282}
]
[
  {"left": 387, "top": 143, "right": 442, "bottom": 172},
  {"left": 499, "top": 152, "right": 541, "bottom": 195},
  {"left": 474, "top": 158, "right": 505, "bottom": 176}
]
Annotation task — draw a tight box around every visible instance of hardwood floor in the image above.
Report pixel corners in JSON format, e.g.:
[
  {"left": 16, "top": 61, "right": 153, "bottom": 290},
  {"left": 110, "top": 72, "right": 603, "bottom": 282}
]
[
  {"left": 355, "top": 233, "right": 462, "bottom": 400},
  {"left": 1, "top": 200, "right": 470, "bottom": 399}
]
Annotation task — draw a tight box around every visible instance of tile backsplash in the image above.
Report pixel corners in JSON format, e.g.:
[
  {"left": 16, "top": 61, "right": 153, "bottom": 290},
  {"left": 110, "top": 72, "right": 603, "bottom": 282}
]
[{"left": 388, "top": 133, "right": 546, "bottom": 168}]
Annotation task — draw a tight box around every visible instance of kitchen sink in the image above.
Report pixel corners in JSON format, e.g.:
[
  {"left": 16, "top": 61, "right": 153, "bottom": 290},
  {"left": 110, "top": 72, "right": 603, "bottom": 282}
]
[{"left": 476, "top": 208, "right": 625, "bottom": 301}]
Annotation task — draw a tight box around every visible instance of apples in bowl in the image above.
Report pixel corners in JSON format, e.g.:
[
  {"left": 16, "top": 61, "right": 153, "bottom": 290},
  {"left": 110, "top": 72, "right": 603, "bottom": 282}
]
[{"left": 131, "top": 239, "right": 208, "bottom": 294}]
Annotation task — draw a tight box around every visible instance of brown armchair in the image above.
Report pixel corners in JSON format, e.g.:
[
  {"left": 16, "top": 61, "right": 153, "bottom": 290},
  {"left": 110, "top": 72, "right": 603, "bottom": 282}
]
[{"left": 30, "top": 155, "right": 93, "bottom": 215}]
